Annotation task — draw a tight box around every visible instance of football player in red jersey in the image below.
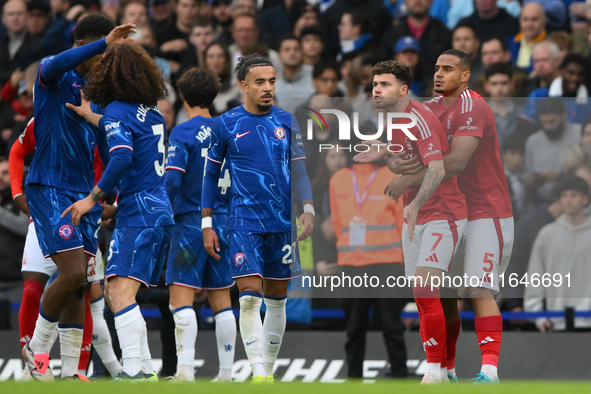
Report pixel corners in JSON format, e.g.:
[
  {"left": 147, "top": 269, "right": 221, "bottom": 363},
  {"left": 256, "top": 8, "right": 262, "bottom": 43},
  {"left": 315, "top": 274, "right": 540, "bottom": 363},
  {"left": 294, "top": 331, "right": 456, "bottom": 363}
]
[
  {"left": 354, "top": 60, "right": 468, "bottom": 384},
  {"left": 386, "top": 49, "right": 514, "bottom": 384}
]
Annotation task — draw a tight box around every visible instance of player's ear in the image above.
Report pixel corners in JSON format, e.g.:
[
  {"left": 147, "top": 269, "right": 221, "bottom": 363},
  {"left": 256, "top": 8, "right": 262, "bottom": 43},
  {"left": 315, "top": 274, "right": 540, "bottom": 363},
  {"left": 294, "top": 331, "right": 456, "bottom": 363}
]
[
  {"left": 240, "top": 79, "right": 248, "bottom": 93},
  {"left": 400, "top": 84, "right": 409, "bottom": 96},
  {"left": 75, "top": 39, "right": 85, "bottom": 47},
  {"left": 461, "top": 70, "right": 471, "bottom": 84}
]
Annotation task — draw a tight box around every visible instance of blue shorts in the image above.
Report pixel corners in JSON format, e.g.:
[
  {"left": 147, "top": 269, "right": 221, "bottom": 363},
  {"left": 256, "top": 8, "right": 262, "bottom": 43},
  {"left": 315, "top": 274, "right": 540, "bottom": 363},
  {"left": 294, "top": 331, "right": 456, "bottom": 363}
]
[
  {"left": 229, "top": 229, "right": 301, "bottom": 280},
  {"left": 27, "top": 184, "right": 101, "bottom": 258},
  {"left": 105, "top": 225, "right": 173, "bottom": 287},
  {"left": 166, "top": 213, "right": 233, "bottom": 290}
]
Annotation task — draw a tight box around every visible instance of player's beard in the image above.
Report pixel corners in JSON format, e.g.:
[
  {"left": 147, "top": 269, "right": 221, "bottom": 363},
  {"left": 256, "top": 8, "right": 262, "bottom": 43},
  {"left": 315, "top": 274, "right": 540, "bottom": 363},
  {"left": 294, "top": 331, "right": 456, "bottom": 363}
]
[
  {"left": 257, "top": 103, "right": 272, "bottom": 111},
  {"left": 374, "top": 96, "right": 399, "bottom": 110}
]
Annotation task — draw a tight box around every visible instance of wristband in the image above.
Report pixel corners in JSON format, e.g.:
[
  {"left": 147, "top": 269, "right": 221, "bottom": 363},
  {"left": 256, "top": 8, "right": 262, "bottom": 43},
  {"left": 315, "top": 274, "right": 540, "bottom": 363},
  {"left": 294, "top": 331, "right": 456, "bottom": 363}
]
[
  {"left": 303, "top": 204, "right": 315, "bottom": 217},
  {"left": 202, "top": 216, "right": 213, "bottom": 229}
]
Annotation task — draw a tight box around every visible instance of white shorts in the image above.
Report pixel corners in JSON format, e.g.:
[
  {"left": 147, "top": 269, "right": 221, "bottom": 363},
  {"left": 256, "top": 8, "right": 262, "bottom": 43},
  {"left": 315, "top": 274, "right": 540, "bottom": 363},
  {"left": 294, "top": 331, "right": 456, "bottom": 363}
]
[
  {"left": 450, "top": 217, "right": 514, "bottom": 295},
  {"left": 403, "top": 219, "right": 467, "bottom": 278},
  {"left": 21, "top": 222, "right": 57, "bottom": 277},
  {"left": 87, "top": 246, "right": 105, "bottom": 283}
]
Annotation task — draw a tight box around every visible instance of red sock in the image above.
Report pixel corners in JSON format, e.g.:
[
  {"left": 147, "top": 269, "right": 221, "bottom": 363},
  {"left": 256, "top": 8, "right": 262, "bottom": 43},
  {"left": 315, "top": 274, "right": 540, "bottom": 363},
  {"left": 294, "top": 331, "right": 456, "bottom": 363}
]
[
  {"left": 19, "top": 280, "right": 44, "bottom": 349},
  {"left": 475, "top": 315, "right": 502, "bottom": 367},
  {"left": 446, "top": 318, "right": 461, "bottom": 370},
  {"left": 414, "top": 286, "right": 446, "bottom": 364},
  {"left": 78, "top": 291, "right": 93, "bottom": 372}
]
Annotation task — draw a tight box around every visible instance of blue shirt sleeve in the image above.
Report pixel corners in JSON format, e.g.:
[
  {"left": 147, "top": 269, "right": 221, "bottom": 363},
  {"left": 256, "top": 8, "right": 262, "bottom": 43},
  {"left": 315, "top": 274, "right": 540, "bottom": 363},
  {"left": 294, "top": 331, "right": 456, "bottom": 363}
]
[
  {"left": 290, "top": 114, "right": 305, "bottom": 161},
  {"left": 202, "top": 118, "right": 225, "bottom": 210},
  {"left": 96, "top": 117, "right": 134, "bottom": 192},
  {"left": 165, "top": 126, "right": 189, "bottom": 173},
  {"left": 39, "top": 38, "right": 107, "bottom": 85}
]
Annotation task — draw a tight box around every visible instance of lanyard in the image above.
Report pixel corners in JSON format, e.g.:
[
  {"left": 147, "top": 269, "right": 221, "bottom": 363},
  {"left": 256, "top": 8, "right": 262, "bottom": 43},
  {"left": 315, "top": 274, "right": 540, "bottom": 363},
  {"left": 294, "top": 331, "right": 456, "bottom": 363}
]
[{"left": 352, "top": 167, "right": 378, "bottom": 211}]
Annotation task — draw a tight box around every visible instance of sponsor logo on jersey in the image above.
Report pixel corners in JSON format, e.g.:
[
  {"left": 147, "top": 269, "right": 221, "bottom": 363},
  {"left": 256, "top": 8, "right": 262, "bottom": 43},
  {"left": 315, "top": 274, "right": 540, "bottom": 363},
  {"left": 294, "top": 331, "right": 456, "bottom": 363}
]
[
  {"left": 447, "top": 114, "right": 453, "bottom": 129},
  {"left": 274, "top": 127, "right": 286, "bottom": 140},
  {"left": 234, "top": 253, "right": 247, "bottom": 267},
  {"left": 59, "top": 224, "right": 75, "bottom": 239},
  {"left": 458, "top": 117, "right": 478, "bottom": 131}
]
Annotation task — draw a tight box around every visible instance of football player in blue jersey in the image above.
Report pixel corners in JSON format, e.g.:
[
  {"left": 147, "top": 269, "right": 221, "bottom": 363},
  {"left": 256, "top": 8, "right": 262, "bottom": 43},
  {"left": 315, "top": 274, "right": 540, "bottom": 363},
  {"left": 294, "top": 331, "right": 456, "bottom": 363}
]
[
  {"left": 165, "top": 67, "right": 236, "bottom": 382},
  {"left": 63, "top": 43, "right": 174, "bottom": 382},
  {"left": 22, "top": 15, "right": 136, "bottom": 381},
  {"left": 201, "top": 54, "right": 315, "bottom": 383}
]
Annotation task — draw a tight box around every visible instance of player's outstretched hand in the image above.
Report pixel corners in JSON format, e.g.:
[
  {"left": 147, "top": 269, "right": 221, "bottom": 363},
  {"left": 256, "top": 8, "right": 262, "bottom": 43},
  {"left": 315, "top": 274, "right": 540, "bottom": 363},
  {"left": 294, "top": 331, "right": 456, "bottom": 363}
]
[
  {"left": 14, "top": 194, "right": 29, "bottom": 217},
  {"left": 404, "top": 201, "right": 419, "bottom": 241},
  {"left": 203, "top": 227, "right": 221, "bottom": 261},
  {"left": 61, "top": 196, "right": 96, "bottom": 226},
  {"left": 106, "top": 23, "right": 136, "bottom": 45},
  {"left": 353, "top": 140, "right": 388, "bottom": 163},
  {"left": 297, "top": 212, "right": 314, "bottom": 241},
  {"left": 386, "top": 153, "right": 423, "bottom": 175},
  {"left": 383, "top": 176, "right": 410, "bottom": 202},
  {"left": 66, "top": 92, "right": 102, "bottom": 127}
]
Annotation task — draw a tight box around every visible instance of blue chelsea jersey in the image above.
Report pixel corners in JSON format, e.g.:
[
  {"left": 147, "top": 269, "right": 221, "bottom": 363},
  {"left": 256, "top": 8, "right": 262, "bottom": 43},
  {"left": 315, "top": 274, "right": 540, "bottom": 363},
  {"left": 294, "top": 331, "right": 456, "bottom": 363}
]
[
  {"left": 101, "top": 101, "right": 174, "bottom": 227},
  {"left": 26, "top": 56, "right": 103, "bottom": 192},
  {"left": 207, "top": 104, "right": 305, "bottom": 232},
  {"left": 166, "top": 116, "right": 231, "bottom": 216}
]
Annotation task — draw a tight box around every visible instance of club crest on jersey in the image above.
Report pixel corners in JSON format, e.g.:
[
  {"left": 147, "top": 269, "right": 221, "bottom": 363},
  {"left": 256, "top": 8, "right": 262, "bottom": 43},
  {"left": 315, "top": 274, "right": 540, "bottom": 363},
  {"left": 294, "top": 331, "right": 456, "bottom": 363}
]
[
  {"left": 234, "top": 253, "right": 247, "bottom": 267},
  {"left": 59, "top": 224, "right": 75, "bottom": 239},
  {"left": 274, "top": 127, "right": 286, "bottom": 140}
]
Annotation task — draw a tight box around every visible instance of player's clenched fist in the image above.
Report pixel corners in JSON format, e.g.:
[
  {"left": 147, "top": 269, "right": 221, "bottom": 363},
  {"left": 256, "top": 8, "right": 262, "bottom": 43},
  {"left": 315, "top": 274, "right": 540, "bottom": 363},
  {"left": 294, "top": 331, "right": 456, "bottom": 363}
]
[{"left": 203, "top": 227, "right": 221, "bottom": 261}]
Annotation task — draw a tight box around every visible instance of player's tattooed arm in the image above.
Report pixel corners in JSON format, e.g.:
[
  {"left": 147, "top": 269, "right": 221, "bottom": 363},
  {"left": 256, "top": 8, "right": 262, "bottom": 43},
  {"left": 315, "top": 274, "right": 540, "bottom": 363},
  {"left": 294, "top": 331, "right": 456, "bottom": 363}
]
[
  {"left": 413, "top": 161, "right": 445, "bottom": 209},
  {"left": 90, "top": 187, "right": 108, "bottom": 202},
  {"left": 62, "top": 185, "right": 106, "bottom": 226},
  {"left": 202, "top": 207, "right": 213, "bottom": 218}
]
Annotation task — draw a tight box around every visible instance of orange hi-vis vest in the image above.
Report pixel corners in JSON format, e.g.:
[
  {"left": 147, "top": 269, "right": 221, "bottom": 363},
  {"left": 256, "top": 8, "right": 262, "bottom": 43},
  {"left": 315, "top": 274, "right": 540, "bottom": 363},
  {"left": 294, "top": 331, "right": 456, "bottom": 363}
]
[{"left": 329, "top": 164, "right": 404, "bottom": 267}]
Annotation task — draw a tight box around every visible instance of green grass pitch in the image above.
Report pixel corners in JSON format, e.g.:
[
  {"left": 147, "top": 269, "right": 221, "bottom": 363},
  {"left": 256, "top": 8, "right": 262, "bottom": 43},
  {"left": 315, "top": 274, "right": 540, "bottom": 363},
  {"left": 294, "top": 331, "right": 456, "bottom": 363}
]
[{"left": 1, "top": 380, "right": 591, "bottom": 393}]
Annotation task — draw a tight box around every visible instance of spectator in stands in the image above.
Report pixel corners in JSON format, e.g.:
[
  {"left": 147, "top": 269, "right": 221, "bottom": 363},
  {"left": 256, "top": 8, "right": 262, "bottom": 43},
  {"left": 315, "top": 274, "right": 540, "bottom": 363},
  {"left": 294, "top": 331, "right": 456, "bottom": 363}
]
[
  {"left": 393, "top": 36, "right": 424, "bottom": 97},
  {"left": 473, "top": 36, "right": 527, "bottom": 95},
  {"left": 581, "top": 118, "right": 591, "bottom": 146},
  {"left": 502, "top": 134, "right": 527, "bottom": 219},
  {"left": 0, "top": 0, "right": 40, "bottom": 86},
  {"left": 523, "top": 98, "right": 581, "bottom": 206},
  {"left": 134, "top": 24, "right": 173, "bottom": 78},
  {"left": 457, "top": 0, "right": 519, "bottom": 42},
  {"left": 337, "top": 11, "right": 375, "bottom": 62},
  {"left": 299, "top": 26, "right": 323, "bottom": 73},
  {"left": 39, "top": 2, "right": 84, "bottom": 56},
  {"left": 518, "top": 40, "right": 560, "bottom": 97},
  {"left": 0, "top": 156, "right": 28, "bottom": 283},
  {"left": 156, "top": 0, "right": 200, "bottom": 66},
  {"left": 509, "top": 1, "right": 547, "bottom": 72},
  {"left": 447, "top": 0, "right": 521, "bottom": 31},
  {"left": 275, "top": 34, "right": 315, "bottom": 111},
  {"left": 380, "top": 0, "right": 451, "bottom": 72},
  {"left": 211, "top": 0, "right": 233, "bottom": 45},
  {"left": 561, "top": 142, "right": 591, "bottom": 174},
  {"left": 501, "top": 178, "right": 562, "bottom": 314},
  {"left": 525, "top": 176, "right": 591, "bottom": 331},
  {"left": 521, "top": 54, "right": 590, "bottom": 126},
  {"left": 259, "top": 0, "right": 318, "bottom": 49},
  {"left": 120, "top": 1, "right": 149, "bottom": 25},
  {"left": 452, "top": 21, "right": 483, "bottom": 87},
  {"left": 180, "top": 17, "right": 216, "bottom": 70},
  {"left": 528, "top": 0, "right": 567, "bottom": 32},
  {"left": 100, "top": 0, "right": 120, "bottom": 22},
  {"left": 149, "top": 0, "right": 174, "bottom": 32},
  {"left": 227, "top": 13, "right": 281, "bottom": 74},
  {"left": 26, "top": 1, "right": 50, "bottom": 39},
  {"left": 322, "top": 0, "right": 391, "bottom": 60},
  {"left": 385, "top": 0, "right": 450, "bottom": 25},
  {"left": 311, "top": 61, "right": 342, "bottom": 98},
  {"left": 547, "top": 30, "right": 572, "bottom": 67},
  {"left": 484, "top": 63, "right": 521, "bottom": 147},
  {"left": 203, "top": 41, "right": 241, "bottom": 115},
  {"left": 230, "top": 0, "right": 257, "bottom": 19},
  {"left": 291, "top": 0, "right": 318, "bottom": 37},
  {"left": 330, "top": 159, "right": 408, "bottom": 378},
  {"left": 158, "top": 97, "right": 176, "bottom": 145}
]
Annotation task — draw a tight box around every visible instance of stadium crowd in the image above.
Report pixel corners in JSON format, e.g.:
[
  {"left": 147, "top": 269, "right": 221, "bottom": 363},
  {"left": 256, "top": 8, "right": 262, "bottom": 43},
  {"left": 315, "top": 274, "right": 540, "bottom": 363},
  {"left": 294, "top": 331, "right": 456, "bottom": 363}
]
[{"left": 1, "top": 0, "right": 591, "bottom": 380}]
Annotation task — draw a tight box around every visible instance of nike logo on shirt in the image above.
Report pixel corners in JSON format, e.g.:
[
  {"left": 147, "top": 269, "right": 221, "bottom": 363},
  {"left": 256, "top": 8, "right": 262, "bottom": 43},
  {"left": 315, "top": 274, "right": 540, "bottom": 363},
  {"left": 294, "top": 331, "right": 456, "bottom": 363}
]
[{"left": 236, "top": 131, "right": 250, "bottom": 138}]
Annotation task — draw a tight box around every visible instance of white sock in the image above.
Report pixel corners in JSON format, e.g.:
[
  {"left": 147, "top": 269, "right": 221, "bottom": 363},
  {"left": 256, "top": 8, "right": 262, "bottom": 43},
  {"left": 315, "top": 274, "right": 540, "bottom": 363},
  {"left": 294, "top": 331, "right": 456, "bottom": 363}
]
[
  {"left": 114, "top": 304, "right": 143, "bottom": 377},
  {"left": 425, "top": 362, "right": 441, "bottom": 379},
  {"left": 47, "top": 327, "right": 59, "bottom": 353},
  {"left": 239, "top": 293, "right": 265, "bottom": 376},
  {"left": 29, "top": 313, "right": 58, "bottom": 354},
  {"left": 58, "top": 326, "right": 83, "bottom": 378},
  {"left": 140, "top": 317, "right": 153, "bottom": 374},
  {"left": 214, "top": 309, "right": 236, "bottom": 381},
  {"left": 440, "top": 366, "right": 449, "bottom": 382},
  {"left": 481, "top": 364, "right": 498, "bottom": 380},
  {"left": 262, "top": 296, "right": 286, "bottom": 376},
  {"left": 448, "top": 367, "right": 456, "bottom": 378},
  {"left": 172, "top": 306, "right": 197, "bottom": 380},
  {"left": 91, "top": 297, "right": 122, "bottom": 377}
]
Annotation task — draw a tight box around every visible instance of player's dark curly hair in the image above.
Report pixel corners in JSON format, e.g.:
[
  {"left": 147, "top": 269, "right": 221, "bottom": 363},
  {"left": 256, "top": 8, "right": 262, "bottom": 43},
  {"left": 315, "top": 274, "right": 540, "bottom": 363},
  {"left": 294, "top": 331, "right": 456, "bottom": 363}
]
[
  {"left": 235, "top": 54, "right": 274, "bottom": 82},
  {"left": 440, "top": 49, "right": 472, "bottom": 71},
  {"left": 177, "top": 67, "right": 221, "bottom": 108},
  {"left": 74, "top": 13, "right": 115, "bottom": 42},
  {"left": 83, "top": 44, "right": 167, "bottom": 107},
  {"left": 371, "top": 60, "right": 413, "bottom": 88}
]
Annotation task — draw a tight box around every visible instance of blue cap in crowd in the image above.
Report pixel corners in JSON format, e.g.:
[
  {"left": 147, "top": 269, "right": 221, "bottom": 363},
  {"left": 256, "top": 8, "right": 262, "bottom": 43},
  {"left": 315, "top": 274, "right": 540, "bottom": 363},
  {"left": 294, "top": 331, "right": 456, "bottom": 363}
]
[{"left": 394, "top": 36, "right": 420, "bottom": 54}]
